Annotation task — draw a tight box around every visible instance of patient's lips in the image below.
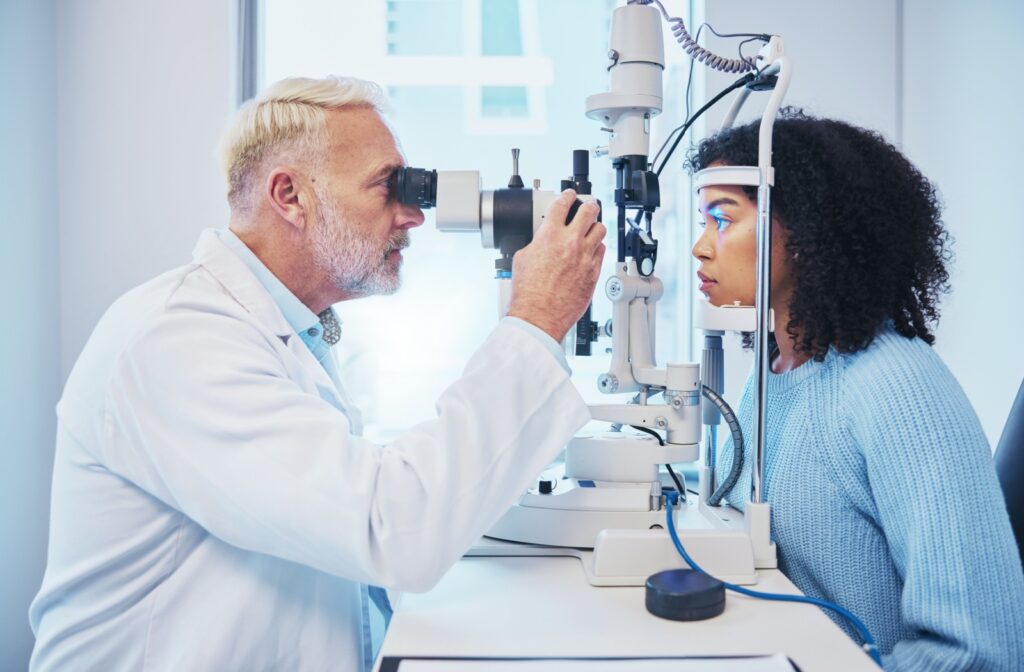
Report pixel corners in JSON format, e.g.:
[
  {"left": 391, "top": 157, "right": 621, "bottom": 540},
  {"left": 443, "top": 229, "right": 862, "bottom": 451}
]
[{"left": 697, "top": 271, "right": 716, "bottom": 293}]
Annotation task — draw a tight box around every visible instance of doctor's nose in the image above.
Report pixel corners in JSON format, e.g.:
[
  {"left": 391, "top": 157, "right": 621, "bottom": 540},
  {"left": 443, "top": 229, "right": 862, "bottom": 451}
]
[{"left": 397, "top": 203, "right": 425, "bottom": 230}]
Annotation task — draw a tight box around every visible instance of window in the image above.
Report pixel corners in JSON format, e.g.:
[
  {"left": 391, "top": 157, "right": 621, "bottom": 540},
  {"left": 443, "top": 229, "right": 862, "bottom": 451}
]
[{"left": 262, "top": 0, "right": 694, "bottom": 441}]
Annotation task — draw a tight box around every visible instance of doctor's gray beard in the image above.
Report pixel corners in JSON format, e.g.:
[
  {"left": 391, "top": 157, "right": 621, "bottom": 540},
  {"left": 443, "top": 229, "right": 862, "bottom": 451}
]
[{"left": 310, "top": 185, "right": 408, "bottom": 298}]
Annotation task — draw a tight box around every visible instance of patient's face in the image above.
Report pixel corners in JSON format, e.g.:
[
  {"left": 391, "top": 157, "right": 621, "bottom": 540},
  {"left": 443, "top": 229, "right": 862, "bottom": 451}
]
[{"left": 691, "top": 183, "right": 790, "bottom": 307}]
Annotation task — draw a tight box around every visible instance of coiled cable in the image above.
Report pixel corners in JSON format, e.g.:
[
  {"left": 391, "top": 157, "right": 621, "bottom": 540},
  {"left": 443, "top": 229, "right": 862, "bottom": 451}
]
[
  {"left": 701, "top": 385, "right": 744, "bottom": 506},
  {"left": 629, "top": 0, "right": 761, "bottom": 74}
]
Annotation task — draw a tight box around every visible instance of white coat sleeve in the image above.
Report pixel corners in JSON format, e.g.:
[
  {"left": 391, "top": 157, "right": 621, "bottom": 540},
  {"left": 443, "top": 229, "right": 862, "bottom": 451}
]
[{"left": 101, "top": 309, "right": 590, "bottom": 592}]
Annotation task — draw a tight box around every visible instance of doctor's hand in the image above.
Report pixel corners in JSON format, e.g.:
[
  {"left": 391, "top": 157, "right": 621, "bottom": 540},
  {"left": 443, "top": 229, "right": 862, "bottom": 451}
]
[{"left": 507, "top": 189, "right": 606, "bottom": 343}]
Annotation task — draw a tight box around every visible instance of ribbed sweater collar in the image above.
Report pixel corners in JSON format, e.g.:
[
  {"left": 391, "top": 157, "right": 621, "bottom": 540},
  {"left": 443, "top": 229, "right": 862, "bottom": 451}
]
[{"left": 766, "top": 348, "right": 836, "bottom": 393}]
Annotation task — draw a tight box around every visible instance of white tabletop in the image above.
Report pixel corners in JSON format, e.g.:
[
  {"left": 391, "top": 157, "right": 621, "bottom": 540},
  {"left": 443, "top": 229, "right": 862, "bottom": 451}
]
[{"left": 376, "top": 554, "right": 878, "bottom": 671}]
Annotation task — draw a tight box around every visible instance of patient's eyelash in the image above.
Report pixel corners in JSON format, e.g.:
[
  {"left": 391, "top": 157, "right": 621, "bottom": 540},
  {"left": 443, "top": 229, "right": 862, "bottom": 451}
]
[{"left": 705, "top": 207, "right": 730, "bottom": 231}]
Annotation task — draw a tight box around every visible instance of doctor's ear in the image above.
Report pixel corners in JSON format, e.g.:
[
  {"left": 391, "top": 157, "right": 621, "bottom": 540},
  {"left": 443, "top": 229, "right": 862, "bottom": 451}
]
[{"left": 265, "top": 168, "right": 309, "bottom": 231}]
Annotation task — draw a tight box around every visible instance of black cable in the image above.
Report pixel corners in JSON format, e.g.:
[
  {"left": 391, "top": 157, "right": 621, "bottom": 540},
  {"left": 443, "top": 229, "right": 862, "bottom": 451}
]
[
  {"left": 630, "top": 424, "right": 664, "bottom": 445},
  {"left": 737, "top": 36, "right": 764, "bottom": 70},
  {"left": 651, "top": 23, "right": 767, "bottom": 169},
  {"left": 692, "top": 18, "right": 770, "bottom": 41},
  {"left": 664, "top": 463, "right": 686, "bottom": 496},
  {"left": 627, "top": 423, "right": 687, "bottom": 499},
  {"left": 655, "top": 72, "right": 754, "bottom": 177},
  {"left": 651, "top": 24, "right": 705, "bottom": 169}
]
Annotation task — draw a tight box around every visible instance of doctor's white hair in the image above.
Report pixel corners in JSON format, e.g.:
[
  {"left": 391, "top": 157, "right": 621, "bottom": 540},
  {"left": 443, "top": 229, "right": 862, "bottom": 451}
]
[{"left": 218, "top": 75, "right": 390, "bottom": 213}]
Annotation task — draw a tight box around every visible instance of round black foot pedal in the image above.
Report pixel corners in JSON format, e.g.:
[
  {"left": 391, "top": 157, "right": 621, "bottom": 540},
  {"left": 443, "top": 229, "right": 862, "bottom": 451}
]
[{"left": 645, "top": 569, "right": 726, "bottom": 621}]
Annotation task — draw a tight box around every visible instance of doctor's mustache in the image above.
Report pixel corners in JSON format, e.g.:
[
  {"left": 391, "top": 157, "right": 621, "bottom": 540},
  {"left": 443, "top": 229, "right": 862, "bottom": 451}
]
[{"left": 384, "top": 231, "right": 410, "bottom": 257}]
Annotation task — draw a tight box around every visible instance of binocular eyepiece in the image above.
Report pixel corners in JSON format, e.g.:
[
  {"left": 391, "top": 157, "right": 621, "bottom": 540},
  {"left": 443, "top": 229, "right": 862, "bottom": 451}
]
[
  {"left": 394, "top": 167, "right": 438, "bottom": 209},
  {"left": 391, "top": 152, "right": 601, "bottom": 356}
]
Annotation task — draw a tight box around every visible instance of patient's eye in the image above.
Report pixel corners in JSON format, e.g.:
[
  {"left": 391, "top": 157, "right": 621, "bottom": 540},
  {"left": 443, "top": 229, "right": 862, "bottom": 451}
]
[{"left": 703, "top": 206, "right": 730, "bottom": 231}]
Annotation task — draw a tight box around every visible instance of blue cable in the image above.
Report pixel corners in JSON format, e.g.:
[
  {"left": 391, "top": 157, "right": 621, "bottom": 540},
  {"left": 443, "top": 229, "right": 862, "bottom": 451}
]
[{"left": 663, "top": 491, "right": 883, "bottom": 667}]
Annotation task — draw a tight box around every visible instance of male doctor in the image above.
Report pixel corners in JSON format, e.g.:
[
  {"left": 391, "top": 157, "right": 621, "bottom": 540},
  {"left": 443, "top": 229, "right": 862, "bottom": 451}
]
[{"left": 29, "top": 76, "right": 605, "bottom": 671}]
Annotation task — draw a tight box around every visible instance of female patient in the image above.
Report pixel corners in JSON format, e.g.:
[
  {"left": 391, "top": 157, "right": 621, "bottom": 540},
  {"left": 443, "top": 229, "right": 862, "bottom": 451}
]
[{"left": 687, "top": 109, "right": 1023, "bottom": 671}]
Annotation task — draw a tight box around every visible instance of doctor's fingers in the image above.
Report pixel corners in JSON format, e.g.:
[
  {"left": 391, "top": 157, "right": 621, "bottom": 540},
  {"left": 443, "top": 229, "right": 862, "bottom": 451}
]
[
  {"left": 539, "top": 189, "right": 578, "bottom": 238},
  {"left": 582, "top": 219, "right": 607, "bottom": 251},
  {"left": 565, "top": 200, "right": 601, "bottom": 240}
]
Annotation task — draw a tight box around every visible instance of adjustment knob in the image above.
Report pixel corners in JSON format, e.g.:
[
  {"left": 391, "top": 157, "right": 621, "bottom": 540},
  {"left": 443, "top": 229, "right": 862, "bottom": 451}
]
[{"left": 508, "top": 148, "right": 525, "bottom": 189}]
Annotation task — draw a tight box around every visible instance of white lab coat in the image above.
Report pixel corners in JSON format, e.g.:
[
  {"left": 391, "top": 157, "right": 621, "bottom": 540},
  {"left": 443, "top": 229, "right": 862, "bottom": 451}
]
[{"left": 29, "top": 229, "right": 590, "bottom": 671}]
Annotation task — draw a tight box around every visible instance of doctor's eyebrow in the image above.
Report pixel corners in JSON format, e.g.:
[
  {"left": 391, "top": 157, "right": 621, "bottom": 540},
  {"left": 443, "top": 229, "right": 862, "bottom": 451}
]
[
  {"left": 697, "top": 197, "right": 740, "bottom": 214},
  {"left": 365, "top": 162, "right": 405, "bottom": 185}
]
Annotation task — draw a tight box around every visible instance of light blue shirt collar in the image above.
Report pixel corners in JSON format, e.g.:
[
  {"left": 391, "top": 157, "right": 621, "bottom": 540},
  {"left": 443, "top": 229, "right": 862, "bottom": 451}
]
[{"left": 219, "top": 228, "right": 339, "bottom": 362}]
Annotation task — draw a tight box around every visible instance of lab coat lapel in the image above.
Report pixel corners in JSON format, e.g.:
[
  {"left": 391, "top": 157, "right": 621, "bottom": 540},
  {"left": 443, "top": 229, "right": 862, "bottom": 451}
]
[
  {"left": 191, "top": 229, "right": 352, "bottom": 421},
  {"left": 284, "top": 333, "right": 357, "bottom": 426},
  {"left": 320, "top": 348, "right": 364, "bottom": 436}
]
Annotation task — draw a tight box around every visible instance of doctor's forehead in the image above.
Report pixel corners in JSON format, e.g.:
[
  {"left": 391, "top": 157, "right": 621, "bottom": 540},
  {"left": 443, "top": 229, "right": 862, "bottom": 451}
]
[{"left": 324, "top": 107, "right": 404, "bottom": 174}]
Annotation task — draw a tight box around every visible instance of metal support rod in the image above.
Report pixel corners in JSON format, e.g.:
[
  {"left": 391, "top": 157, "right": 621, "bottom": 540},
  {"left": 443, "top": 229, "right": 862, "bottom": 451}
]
[
  {"left": 751, "top": 180, "right": 772, "bottom": 504},
  {"left": 748, "top": 54, "right": 791, "bottom": 505},
  {"left": 719, "top": 87, "right": 752, "bottom": 132}
]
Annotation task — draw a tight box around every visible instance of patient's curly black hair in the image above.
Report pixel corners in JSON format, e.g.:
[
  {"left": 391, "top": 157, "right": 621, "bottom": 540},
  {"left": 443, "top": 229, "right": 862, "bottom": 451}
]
[{"left": 685, "top": 108, "right": 951, "bottom": 360}]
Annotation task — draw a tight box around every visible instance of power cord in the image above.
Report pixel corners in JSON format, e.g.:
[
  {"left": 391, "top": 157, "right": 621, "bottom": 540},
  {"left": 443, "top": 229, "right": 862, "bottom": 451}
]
[
  {"left": 654, "top": 73, "right": 753, "bottom": 177},
  {"left": 663, "top": 490, "right": 883, "bottom": 667},
  {"left": 631, "top": 0, "right": 765, "bottom": 74},
  {"left": 651, "top": 21, "right": 768, "bottom": 170},
  {"left": 625, "top": 424, "right": 688, "bottom": 498}
]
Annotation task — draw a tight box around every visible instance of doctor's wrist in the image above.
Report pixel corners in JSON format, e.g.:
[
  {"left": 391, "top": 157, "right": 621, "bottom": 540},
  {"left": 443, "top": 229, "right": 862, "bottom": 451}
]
[{"left": 506, "top": 304, "right": 569, "bottom": 344}]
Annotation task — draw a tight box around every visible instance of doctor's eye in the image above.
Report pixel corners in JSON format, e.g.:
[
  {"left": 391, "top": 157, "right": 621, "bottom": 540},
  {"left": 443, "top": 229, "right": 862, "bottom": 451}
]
[{"left": 377, "top": 175, "right": 396, "bottom": 199}]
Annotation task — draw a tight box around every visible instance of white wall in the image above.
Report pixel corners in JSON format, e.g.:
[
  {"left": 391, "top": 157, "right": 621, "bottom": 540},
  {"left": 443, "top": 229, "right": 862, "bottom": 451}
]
[
  {"left": 700, "top": 0, "right": 900, "bottom": 138},
  {"left": 0, "top": 1, "right": 235, "bottom": 666},
  {"left": 57, "top": 0, "right": 236, "bottom": 376},
  {"left": 0, "top": 1, "right": 59, "bottom": 667},
  {"left": 902, "top": 0, "right": 1024, "bottom": 445}
]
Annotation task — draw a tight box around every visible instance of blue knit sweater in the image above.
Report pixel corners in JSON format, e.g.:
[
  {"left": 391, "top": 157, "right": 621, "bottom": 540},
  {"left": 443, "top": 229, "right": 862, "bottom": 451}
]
[{"left": 717, "top": 326, "right": 1024, "bottom": 670}]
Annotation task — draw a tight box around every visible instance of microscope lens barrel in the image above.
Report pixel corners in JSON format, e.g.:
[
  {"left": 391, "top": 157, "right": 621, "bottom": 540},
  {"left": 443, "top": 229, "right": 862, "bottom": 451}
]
[
  {"left": 491, "top": 188, "right": 534, "bottom": 255},
  {"left": 395, "top": 167, "right": 438, "bottom": 208},
  {"left": 573, "top": 149, "right": 588, "bottom": 176},
  {"left": 571, "top": 149, "right": 592, "bottom": 195},
  {"left": 433, "top": 171, "right": 483, "bottom": 235}
]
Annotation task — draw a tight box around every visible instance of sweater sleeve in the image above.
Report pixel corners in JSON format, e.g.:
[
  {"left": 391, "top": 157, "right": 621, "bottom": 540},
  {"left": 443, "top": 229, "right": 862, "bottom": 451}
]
[{"left": 844, "top": 341, "right": 1024, "bottom": 671}]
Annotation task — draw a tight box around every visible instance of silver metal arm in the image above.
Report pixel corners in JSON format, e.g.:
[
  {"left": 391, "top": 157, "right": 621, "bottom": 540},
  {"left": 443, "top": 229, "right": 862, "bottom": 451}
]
[{"left": 750, "top": 50, "right": 792, "bottom": 505}]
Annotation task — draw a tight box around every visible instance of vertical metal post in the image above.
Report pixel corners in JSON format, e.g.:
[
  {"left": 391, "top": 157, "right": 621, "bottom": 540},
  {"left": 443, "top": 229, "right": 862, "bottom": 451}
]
[
  {"left": 747, "top": 50, "right": 791, "bottom": 507},
  {"left": 237, "top": 0, "right": 260, "bottom": 106},
  {"left": 751, "top": 178, "right": 772, "bottom": 504}
]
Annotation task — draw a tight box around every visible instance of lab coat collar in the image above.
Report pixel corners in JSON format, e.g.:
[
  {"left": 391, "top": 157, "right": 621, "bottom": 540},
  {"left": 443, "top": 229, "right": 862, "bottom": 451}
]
[
  {"left": 191, "top": 228, "right": 299, "bottom": 341},
  {"left": 192, "top": 228, "right": 355, "bottom": 423},
  {"left": 218, "top": 228, "right": 322, "bottom": 338}
]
